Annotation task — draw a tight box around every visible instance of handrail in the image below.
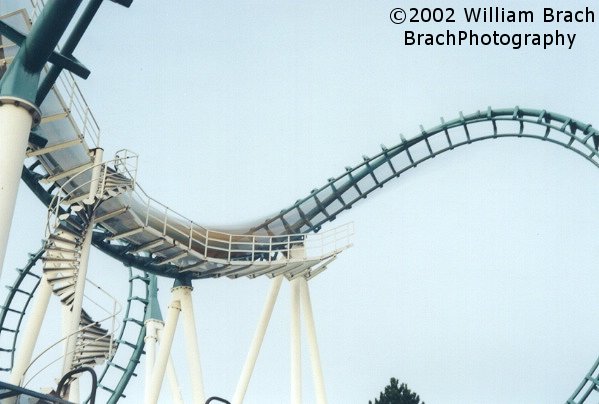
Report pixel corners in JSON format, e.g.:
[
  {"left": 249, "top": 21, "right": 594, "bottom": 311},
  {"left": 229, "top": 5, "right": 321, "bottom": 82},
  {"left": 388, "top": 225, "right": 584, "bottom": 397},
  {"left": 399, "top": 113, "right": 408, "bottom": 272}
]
[
  {"left": 127, "top": 181, "right": 353, "bottom": 263},
  {"left": 46, "top": 152, "right": 138, "bottom": 236},
  {"left": 22, "top": 278, "right": 123, "bottom": 388}
]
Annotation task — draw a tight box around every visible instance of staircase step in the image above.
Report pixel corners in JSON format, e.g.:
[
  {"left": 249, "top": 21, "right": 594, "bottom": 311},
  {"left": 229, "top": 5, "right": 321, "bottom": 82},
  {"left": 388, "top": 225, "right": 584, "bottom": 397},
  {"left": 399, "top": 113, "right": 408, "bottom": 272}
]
[
  {"left": 42, "top": 257, "right": 78, "bottom": 265},
  {"left": 47, "top": 234, "right": 80, "bottom": 246},
  {"left": 44, "top": 245, "right": 80, "bottom": 254}
]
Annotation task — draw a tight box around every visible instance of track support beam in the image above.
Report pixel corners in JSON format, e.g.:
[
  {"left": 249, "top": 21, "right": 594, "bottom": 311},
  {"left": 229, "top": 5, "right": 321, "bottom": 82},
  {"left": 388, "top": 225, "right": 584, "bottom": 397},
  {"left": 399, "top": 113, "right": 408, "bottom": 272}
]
[
  {"left": 8, "top": 275, "right": 53, "bottom": 389},
  {"left": 232, "top": 275, "right": 283, "bottom": 404}
]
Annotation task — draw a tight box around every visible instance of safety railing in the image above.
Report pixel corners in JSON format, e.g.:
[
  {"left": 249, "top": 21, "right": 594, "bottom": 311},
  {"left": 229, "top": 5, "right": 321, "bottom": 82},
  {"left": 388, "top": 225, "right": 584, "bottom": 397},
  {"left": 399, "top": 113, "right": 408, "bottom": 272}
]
[
  {"left": 50, "top": 68, "right": 101, "bottom": 147},
  {"left": 21, "top": 278, "right": 122, "bottom": 389},
  {"left": 10, "top": 1, "right": 101, "bottom": 148},
  {"left": 128, "top": 180, "right": 353, "bottom": 264},
  {"left": 46, "top": 152, "right": 138, "bottom": 235},
  {"left": 0, "top": 10, "right": 27, "bottom": 69}
]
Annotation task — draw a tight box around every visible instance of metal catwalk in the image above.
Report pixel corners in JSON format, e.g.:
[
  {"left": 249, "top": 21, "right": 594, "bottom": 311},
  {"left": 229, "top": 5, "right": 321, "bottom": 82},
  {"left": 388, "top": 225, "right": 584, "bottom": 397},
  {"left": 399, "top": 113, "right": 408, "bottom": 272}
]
[{"left": 0, "top": 1, "right": 598, "bottom": 403}]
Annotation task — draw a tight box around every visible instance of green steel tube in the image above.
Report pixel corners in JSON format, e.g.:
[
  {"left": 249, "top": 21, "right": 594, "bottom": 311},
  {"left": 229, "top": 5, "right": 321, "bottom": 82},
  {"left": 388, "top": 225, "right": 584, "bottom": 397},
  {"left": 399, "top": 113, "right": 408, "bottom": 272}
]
[
  {"left": 36, "top": 0, "right": 104, "bottom": 104},
  {"left": 22, "top": 0, "right": 83, "bottom": 72},
  {"left": 0, "top": 0, "right": 83, "bottom": 102}
]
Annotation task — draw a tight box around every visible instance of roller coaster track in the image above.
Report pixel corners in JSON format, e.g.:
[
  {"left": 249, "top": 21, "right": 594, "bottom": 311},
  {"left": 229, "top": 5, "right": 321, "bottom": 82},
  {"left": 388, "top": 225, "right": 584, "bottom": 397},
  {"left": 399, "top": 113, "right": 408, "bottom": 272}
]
[
  {"left": 3, "top": 3, "right": 599, "bottom": 403},
  {"left": 0, "top": 248, "right": 148, "bottom": 401},
  {"left": 0, "top": 247, "right": 43, "bottom": 372},
  {"left": 91, "top": 268, "right": 149, "bottom": 404}
]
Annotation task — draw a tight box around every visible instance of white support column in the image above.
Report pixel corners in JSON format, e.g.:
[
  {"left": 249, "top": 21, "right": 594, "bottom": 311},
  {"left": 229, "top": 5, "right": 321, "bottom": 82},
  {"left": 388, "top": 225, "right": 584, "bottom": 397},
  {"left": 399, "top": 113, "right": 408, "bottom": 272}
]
[
  {"left": 300, "top": 277, "right": 327, "bottom": 404},
  {"left": 147, "top": 295, "right": 181, "bottom": 404},
  {"left": 8, "top": 275, "right": 52, "bottom": 387},
  {"left": 0, "top": 101, "right": 36, "bottom": 278},
  {"left": 144, "top": 320, "right": 161, "bottom": 402},
  {"left": 61, "top": 304, "right": 71, "bottom": 359},
  {"left": 290, "top": 278, "right": 302, "bottom": 404},
  {"left": 62, "top": 219, "right": 94, "bottom": 376},
  {"left": 68, "top": 378, "right": 80, "bottom": 403},
  {"left": 84, "top": 147, "right": 103, "bottom": 204},
  {"left": 166, "top": 355, "right": 185, "bottom": 404},
  {"left": 232, "top": 275, "right": 283, "bottom": 404},
  {"left": 178, "top": 285, "right": 206, "bottom": 404}
]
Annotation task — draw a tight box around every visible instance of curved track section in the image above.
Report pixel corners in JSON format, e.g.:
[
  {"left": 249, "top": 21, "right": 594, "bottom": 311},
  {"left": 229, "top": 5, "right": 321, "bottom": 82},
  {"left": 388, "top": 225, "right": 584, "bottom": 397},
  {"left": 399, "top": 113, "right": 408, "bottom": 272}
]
[
  {"left": 92, "top": 268, "right": 149, "bottom": 404},
  {"left": 248, "top": 107, "right": 599, "bottom": 235},
  {"left": 0, "top": 247, "right": 44, "bottom": 372},
  {"left": 17, "top": 105, "right": 599, "bottom": 280},
  {"left": 5, "top": 6, "right": 599, "bottom": 402}
]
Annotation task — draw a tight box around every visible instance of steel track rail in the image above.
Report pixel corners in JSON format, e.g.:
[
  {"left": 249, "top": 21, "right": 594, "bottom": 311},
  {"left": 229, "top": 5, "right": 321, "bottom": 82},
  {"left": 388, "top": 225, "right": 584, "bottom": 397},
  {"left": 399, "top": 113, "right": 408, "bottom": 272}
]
[
  {"left": 89, "top": 268, "right": 149, "bottom": 403},
  {"left": 248, "top": 107, "right": 599, "bottom": 235},
  {"left": 0, "top": 248, "right": 44, "bottom": 372},
  {"left": 21, "top": 107, "right": 599, "bottom": 279},
  {"left": 18, "top": 107, "right": 599, "bottom": 401}
]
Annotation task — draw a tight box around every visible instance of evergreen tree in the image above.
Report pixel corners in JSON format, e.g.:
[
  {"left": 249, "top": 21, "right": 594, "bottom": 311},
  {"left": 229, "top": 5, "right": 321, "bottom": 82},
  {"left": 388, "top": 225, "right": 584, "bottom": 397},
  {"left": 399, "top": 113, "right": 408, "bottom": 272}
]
[{"left": 369, "top": 377, "right": 424, "bottom": 404}]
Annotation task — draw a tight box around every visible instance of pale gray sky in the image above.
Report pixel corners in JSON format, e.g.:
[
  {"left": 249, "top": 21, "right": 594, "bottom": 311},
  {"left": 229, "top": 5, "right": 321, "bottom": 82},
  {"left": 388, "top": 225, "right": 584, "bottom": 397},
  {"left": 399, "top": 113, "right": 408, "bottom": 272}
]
[{"left": 4, "top": 0, "right": 599, "bottom": 403}]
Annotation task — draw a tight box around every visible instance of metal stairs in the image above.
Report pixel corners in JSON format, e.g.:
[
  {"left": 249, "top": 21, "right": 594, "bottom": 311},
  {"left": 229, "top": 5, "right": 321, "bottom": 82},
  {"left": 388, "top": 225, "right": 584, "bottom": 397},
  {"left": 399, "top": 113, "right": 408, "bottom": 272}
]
[
  {"left": 72, "top": 309, "right": 115, "bottom": 369},
  {"left": 43, "top": 222, "right": 83, "bottom": 307},
  {"left": 91, "top": 268, "right": 149, "bottom": 404},
  {"left": 101, "top": 166, "right": 133, "bottom": 199},
  {"left": 0, "top": 253, "right": 149, "bottom": 402}
]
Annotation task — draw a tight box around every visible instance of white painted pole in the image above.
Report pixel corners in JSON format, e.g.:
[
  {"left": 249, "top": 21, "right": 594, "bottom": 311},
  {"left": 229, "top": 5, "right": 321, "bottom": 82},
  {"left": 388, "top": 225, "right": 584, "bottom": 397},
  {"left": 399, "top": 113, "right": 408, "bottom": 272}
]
[
  {"left": 232, "top": 275, "right": 283, "bottom": 404},
  {"left": 178, "top": 286, "right": 206, "bottom": 404},
  {"left": 0, "top": 102, "right": 35, "bottom": 279},
  {"left": 166, "top": 355, "right": 185, "bottom": 404},
  {"left": 68, "top": 378, "right": 79, "bottom": 403},
  {"left": 62, "top": 219, "right": 94, "bottom": 376},
  {"left": 144, "top": 320, "right": 160, "bottom": 402},
  {"left": 8, "top": 275, "right": 52, "bottom": 387},
  {"left": 147, "top": 297, "right": 181, "bottom": 404},
  {"left": 84, "top": 147, "right": 103, "bottom": 204},
  {"left": 61, "top": 304, "right": 71, "bottom": 359},
  {"left": 300, "top": 277, "right": 327, "bottom": 404},
  {"left": 290, "top": 278, "right": 302, "bottom": 404}
]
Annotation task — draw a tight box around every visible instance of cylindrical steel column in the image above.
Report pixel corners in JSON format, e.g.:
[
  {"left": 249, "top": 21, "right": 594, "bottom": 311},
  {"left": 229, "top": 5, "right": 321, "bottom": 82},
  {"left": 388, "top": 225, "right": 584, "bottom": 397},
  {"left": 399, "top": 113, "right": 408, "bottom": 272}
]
[
  {"left": 68, "top": 378, "right": 79, "bottom": 402},
  {"left": 85, "top": 148, "right": 103, "bottom": 204},
  {"left": 62, "top": 218, "right": 94, "bottom": 376},
  {"left": 8, "top": 275, "right": 52, "bottom": 387},
  {"left": 232, "top": 275, "right": 283, "bottom": 404},
  {"left": 290, "top": 278, "right": 302, "bottom": 404},
  {"left": 178, "top": 286, "right": 206, "bottom": 404},
  {"left": 144, "top": 320, "right": 161, "bottom": 402},
  {"left": 166, "top": 355, "right": 184, "bottom": 404},
  {"left": 0, "top": 101, "right": 36, "bottom": 278},
  {"left": 300, "top": 277, "right": 327, "bottom": 404},
  {"left": 147, "top": 297, "right": 181, "bottom": 403}
]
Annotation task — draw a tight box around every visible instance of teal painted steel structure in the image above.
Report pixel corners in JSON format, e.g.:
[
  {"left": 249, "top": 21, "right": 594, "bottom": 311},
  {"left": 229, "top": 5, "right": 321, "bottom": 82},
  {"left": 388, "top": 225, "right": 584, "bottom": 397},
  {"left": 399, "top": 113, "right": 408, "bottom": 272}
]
[
  {"left": 2, "top": 1, "right": 599, "bottom": 403},
  {"left": 0, "top": 0, "right": 131, "bottom": 105},
  {"left": 0, "top": 0, "right": 84, "bottom": 104}
]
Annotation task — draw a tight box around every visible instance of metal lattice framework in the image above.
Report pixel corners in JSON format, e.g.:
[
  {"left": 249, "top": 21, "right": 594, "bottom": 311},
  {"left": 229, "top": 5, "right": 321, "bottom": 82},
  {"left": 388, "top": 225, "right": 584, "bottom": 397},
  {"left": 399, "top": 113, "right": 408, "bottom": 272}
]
[
  {"left": 2, "top": 1, "right": 599, "bottom": 403},
  {"left": 0, "top": 250, "right": 149, "bottom": 401}
]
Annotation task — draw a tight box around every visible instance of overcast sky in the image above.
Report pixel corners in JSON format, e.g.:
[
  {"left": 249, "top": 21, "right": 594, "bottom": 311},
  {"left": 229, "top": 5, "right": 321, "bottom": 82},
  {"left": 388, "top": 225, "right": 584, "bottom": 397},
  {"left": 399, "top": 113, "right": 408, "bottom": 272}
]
[{"left": 5, "top": 0, "right": 599, "bottom": 403}]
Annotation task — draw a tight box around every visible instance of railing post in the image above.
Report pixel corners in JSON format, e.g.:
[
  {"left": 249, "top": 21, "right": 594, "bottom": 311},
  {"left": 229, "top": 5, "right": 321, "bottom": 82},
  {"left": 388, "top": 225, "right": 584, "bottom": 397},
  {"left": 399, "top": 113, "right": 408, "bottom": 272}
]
[
  {"left": 228, "top": 234, "right": 232, "bottom": 262},
  {"left": 145, "top": 198, "right": 151, "bottom": 226},
  {"left": 163, "top": 206, "right": 168, "bottom": 235},
  {"left": 204, "top": 230, "right": 210, "bottom": 257}
]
